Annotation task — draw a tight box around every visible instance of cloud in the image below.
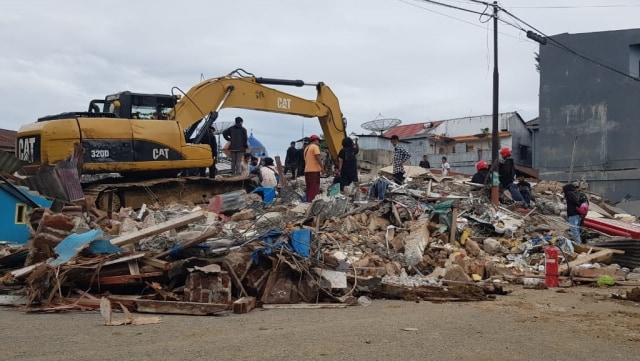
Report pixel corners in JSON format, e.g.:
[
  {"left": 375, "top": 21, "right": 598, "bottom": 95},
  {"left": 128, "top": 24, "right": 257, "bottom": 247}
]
[{"left": 1, "top": 0, "right": 638, "bottom": 158}]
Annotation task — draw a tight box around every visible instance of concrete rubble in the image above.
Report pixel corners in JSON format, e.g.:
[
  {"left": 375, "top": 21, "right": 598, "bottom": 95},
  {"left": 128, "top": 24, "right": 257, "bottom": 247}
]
[{"left": 2, "top": 169, "right": 640, "bottom": 316}]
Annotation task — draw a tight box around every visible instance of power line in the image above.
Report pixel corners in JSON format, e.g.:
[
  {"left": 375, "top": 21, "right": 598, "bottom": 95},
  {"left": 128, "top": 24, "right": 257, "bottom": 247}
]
[
  {"left": 413, "top": 0, "right": 486, "bottom": 15},
  {"left": 510, "top": 5, "right": 640, "bottom": 9},
  {"left": 499, "top": 7, "right": 640, "bottom": 82},
  {"left": 406, "top": 0, "right": 640, "bottom": 82},
  {"left": 399, "top": 0, "right": 524, "bottom": 40}
]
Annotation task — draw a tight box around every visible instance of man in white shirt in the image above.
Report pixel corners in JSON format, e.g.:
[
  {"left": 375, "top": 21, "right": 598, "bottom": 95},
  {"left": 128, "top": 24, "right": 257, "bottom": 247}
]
[{"left": 441, "top": 157, "right": 451, "bottom": 176}]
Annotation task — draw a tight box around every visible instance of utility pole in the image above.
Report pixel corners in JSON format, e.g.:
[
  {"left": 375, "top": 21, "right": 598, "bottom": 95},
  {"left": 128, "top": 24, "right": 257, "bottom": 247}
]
[{"left": 491, "top": 1, "right": 500, "bottom": 205}]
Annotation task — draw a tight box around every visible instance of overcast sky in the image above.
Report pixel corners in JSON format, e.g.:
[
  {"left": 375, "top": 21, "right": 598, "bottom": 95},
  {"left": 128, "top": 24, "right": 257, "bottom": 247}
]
[{"left": 2, "top": 0, "right": 639, "bottom": 158}]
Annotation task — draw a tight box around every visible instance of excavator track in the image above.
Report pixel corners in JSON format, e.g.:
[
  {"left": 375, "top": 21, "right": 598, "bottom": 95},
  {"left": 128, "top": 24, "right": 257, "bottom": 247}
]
[{"left": 83, "top": 176, "right": 255, "bottom": 212}]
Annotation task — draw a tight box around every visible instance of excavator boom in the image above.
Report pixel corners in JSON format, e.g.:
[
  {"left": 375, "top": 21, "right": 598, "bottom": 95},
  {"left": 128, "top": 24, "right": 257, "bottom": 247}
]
[{"left": 171, "top": 72, "right": 346, "bottom": 160}]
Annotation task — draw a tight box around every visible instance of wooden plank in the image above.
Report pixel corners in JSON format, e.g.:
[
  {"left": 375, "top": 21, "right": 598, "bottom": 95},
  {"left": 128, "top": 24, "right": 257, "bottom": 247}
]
[
  {"left": 155, "top": 228, "right": 219, "bottom": 259},
  {"left": 110, "top": 211, "right": 207, "bottom": 247},
  {"left": 89, "top": 253, "right": 146, "bottom": 268},
  {"left": 98, "top": 272, "right": 164, "bottom": 285},
  {"left": 9, "top": 261, "right": 44, "bottom": 278},
  {"left": 127, "top": 259, "right": 140, "bottom": 275},
  {"left": 449, "top": 207, "right": 458, "bottom": 243},
  {"left": 223, "top": 259, "right": 248, "bottom": 298},
  {"left": 573, "top": 243, "right": 625, "bottom": 255},
  {"left": 140, "top": 257, "right": 172, "bottom": 271},
  {"left": 261, "top": 303, "right": 348, "bottom": 309},
  {"left": 275, "top": 155, "right": 288, "bottom": 187},
  {"left": 0, "top": 294, "right": 27, "bottom": 305},
  {"left": 232, "top": 297, "right": 256, "bottom": 314},
  {"left": 558, "top": 249, "right": 615, "bottom": 275},
  {"left": 134, "top": 299, "right": 229, "bottom": 315}
]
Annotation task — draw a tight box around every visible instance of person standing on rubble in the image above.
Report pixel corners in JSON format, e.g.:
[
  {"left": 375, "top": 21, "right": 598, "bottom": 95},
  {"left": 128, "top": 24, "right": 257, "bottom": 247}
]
[
  {"left": 441, "top": 157, "right": 451, "bottom": 176},
  {"left": 336, "top": 137, "right": 359, "bottom": 191},
  {"left": 296, "top": 138, "right": 308, "bottom": 179},
  {"left": 563, "top": 183, "right": 583, "bottom": 244},
  {"left": 222, "top": 117, "right": 248, "bottom": 175},
  {"left": 498, "top": 147, "right": 524, "bottom": 204},
  {"left": 206, "top": 126, "right": 217, "bottom": 178},
  {"left": 284, "top": 141, "right": 298, "bottom": 180},
  {"left": 419, "top": 155, "right": 431, "bottom": 168},
  {"left": 390, "top": 135, "right": 411, "bottom": 184},
  {"left": 304, "top": 134, "right": 324, "bottom": 202}
]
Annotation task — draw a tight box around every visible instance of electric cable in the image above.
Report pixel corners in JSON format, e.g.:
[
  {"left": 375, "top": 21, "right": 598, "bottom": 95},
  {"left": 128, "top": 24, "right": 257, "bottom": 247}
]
[
  {"left": 399, "top": 0, "right": 525, "bottom": 40},
  {"left": 499, "top": 6, "right": 640, "bottom": 82}
]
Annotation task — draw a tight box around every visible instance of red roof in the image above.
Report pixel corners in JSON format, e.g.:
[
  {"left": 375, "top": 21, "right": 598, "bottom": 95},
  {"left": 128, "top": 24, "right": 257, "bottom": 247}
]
[
  {"left": 0, "top": 129, "right": 16, "bottom": 149},
  {"left": 383, "top": 121, "right": 443, "bottom": 138}
]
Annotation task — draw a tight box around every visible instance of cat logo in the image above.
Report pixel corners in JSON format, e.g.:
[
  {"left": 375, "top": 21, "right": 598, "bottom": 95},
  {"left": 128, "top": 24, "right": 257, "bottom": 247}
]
[
  {"left": 277, "top": 97, "right": 291, "bottom": 109},
  {"left": 17, "top": 137, "right": 37, "bottom": 163},
  {"left": 153, "top": 148, "right": 169, "bottom": 160}
]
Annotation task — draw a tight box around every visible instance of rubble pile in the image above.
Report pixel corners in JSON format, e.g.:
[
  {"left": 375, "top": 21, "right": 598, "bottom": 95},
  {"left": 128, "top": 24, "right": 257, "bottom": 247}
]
[{"left": 1, "top": 171, "right": 640, "bottom": 316}]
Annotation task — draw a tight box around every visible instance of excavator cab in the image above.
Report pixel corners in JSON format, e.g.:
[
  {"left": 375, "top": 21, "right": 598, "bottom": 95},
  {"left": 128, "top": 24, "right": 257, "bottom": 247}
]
[{"left": 88, "top": 92, "right": 178, "bottom": 120}]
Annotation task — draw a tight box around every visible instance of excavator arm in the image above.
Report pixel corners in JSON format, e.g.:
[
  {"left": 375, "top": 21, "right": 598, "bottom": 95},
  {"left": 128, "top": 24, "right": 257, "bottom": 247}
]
[{"left": 169, "top": 71, "right": 347, "bottom": 161}]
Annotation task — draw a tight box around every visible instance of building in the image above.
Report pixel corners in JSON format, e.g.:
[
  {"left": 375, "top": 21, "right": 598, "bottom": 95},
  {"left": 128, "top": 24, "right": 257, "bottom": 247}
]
[
  {"left": 356, "top": 112, "right": 531, "bottom": 175},
  {"left": 0, "top": 177, "right": 53, "bottom": 244},
  {"left": 0, "top": 129, "right": 16, "bottom": 154},
  {"left": 537, "top": 28, "right": 640, "bottom": 201}
]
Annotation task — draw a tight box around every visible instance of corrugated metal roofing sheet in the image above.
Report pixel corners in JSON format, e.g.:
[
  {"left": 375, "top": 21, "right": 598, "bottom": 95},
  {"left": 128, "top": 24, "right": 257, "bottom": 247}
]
[
  {"left": 383, "top": 121, "right": 443, "bottom": 139},
  {"left": 55, "top": 160, "right": 84, "bottom": 202},
  {"left": 20, "top": 160, "right": 83, "bottom": 202},
  {"left": 0, "top": 149, "right": 28, "bottom": 174}
]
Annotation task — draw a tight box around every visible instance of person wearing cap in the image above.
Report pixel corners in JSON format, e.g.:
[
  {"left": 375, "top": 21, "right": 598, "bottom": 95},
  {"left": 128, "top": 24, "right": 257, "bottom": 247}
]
[
  {"left": 284, "top": 141, "right": 298, "bottom": 180},
  {"left": 390, "top": 135, "right": 411, "bottom": 184},
  {"left": 304, "top": 134, "right": 324, "bottom": 202},
  {"left": 222, "top": 117, "right": 248, "bottom": 175}
]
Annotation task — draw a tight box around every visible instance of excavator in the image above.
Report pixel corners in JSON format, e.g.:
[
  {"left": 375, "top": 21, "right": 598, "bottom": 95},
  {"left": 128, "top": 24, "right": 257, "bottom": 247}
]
[{"left": 16, "top": 69, "right": 347, "bottom": 210}]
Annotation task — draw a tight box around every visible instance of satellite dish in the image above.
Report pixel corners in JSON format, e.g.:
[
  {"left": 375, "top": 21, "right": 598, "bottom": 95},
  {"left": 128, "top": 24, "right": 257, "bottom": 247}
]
[
  {"left": 212, "top": 121, "right": 233, "bottom": 135},
  {"left": 361, "top": 115, "right": 401, "bottom": 135}
]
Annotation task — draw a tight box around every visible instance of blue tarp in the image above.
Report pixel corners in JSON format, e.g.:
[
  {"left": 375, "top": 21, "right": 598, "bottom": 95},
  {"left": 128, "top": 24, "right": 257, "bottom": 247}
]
[
  {"left": 251, "top": 229, "right": 311, "bottom": 263},
  {"left": 250, "top": 187, "right": 276, "bottom": 204},
  {"left": 290, "top": 229, "right": 311, "bottom": 257}
]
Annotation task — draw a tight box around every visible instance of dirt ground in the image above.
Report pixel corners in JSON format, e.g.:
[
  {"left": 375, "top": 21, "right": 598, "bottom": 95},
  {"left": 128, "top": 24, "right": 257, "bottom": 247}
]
[{"left": 1, "top": 285, "right": 639, "bottom": 361}]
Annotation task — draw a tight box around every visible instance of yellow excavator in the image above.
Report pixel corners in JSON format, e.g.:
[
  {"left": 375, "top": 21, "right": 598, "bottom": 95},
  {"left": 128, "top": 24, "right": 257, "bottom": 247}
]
[{"left": 16, "top": 69, "right": 347, "bottom": 209}]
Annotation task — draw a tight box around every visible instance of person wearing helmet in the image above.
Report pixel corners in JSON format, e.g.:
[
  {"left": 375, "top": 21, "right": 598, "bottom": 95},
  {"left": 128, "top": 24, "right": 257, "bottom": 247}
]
[
  {"left": 471, "top": 160, "right": 491, "bottom": 185},
  {"left": 498, "top": 147, "right": 524, "bottom": 204}
]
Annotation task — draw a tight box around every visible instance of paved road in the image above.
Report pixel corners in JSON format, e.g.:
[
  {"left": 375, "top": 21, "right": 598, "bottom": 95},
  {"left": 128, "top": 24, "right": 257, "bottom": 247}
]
[{"left": 1, "top": 286, "right": 638, "bottom": 361}]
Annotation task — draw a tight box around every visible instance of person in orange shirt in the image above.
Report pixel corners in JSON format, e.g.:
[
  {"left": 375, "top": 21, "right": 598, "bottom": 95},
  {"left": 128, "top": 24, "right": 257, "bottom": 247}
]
[{"left": 304, "top": 134, "right": 324, "bottom": 202}]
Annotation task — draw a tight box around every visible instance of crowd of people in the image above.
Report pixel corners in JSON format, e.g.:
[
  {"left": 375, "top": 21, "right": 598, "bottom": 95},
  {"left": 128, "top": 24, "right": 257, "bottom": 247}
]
[
  {"left": 216, "top": 123, "right": 588, "bottom": 243},
  {"left": 211, "top": 119, "right": 556, "bottom": 213}
]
